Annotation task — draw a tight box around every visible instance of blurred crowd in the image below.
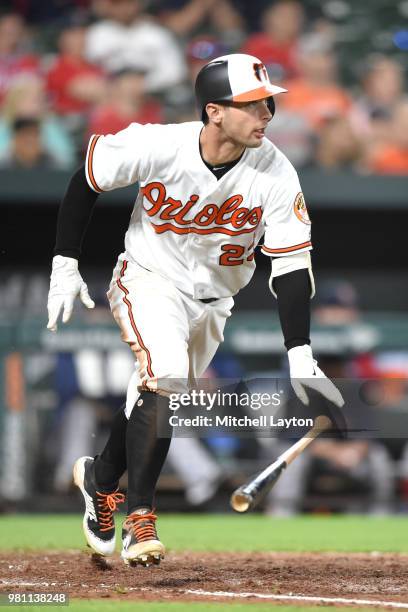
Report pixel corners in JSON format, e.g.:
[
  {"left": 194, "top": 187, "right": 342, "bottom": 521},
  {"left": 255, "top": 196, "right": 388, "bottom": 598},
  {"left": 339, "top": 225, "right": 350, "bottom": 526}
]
[{"left": 0, "top": 0, "right": 407, "bottom": 173}]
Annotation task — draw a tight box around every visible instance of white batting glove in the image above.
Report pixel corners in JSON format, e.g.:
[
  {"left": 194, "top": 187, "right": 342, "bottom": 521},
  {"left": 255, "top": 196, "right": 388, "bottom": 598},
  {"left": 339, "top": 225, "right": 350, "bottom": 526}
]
[
  {"left": 288, "top": 344, "right": 344, "bottom": 408},
  {"left": 47, "top": 255, "right": 95, "bottom": 332}
]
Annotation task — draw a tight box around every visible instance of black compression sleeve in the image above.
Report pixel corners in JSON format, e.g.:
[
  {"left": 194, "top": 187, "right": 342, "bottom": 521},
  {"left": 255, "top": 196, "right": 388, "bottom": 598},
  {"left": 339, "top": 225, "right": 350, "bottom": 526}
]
[
  {"left": 273, "top": 268, "right": 311, "bottom": 351},
  {"left": 54, "top": 164, "right": 99, "bottom": 259}
]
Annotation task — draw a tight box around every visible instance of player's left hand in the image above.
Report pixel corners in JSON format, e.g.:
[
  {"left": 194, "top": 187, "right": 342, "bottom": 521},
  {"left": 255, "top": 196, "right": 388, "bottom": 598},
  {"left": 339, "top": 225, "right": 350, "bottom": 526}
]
[
  {"left": 288, "top": 344, "right": 344, "bottom": 407},
  {"left": 47, "top": 255, "right": 95, "bottom": 332}
]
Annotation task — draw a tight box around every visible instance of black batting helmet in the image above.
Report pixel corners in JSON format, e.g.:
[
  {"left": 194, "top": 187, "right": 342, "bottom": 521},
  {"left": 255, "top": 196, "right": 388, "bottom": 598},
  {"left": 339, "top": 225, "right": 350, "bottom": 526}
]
[{"left": 195, "top": 53, "right": 287, "bottom": 122}]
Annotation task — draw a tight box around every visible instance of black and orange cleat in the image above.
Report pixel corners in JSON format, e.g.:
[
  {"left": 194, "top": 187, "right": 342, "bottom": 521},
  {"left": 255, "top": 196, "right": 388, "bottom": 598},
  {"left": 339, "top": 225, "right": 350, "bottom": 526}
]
[
  {"left": 121, "top": 508, "right": 165, "bottom": 567},
  {"left": 73, "top": 456, "right": 125, "bottom": 557}
]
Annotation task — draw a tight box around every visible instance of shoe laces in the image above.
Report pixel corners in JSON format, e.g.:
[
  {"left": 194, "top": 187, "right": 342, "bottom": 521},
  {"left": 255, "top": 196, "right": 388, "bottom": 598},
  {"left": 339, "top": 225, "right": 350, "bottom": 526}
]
[
  {"left": 96, "top": 489, "right": 125, "bottom": 532},
  {"left": 124, "top": 510, "right": 158, "bottom": 542}
]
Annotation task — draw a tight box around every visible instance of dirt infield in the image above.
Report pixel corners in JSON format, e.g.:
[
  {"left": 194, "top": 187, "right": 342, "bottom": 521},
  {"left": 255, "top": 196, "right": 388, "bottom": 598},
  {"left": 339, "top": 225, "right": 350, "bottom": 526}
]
[{"left": 1, "top": 551, "right": 408, "bottom": 606}]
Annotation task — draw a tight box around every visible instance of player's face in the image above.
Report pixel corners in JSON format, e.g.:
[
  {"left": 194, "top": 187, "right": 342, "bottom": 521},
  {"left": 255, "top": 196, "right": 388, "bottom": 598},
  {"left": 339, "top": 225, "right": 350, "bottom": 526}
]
[{"left": 221, "top": 98, "right": 273, "bottom": 148}]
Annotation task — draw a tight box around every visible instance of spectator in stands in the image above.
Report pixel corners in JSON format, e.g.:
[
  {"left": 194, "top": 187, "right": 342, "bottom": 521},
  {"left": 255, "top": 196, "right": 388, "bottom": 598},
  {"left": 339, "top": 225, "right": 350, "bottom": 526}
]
[
  {"left": 46, "top": 22, "right": 107, "bottom": 118},
  {"left": 365, "top": 99, "right": 408, "bottom": 175},
  {"left": 85, "top": 0, "right": 187, "bottom": 94},
  {"left": 315, "top": 116, "right": 363, "bottom": 171},
  {"left": 152, "top": 0, "right": 244, "bottom": 49},
  {"left": 0, "top": 13, "right": 40, "bottom": 104},
  {"left": 0, "top": 76, "right": 75, "bottom": 168},
  {"left": 352, "top": 56, "right": 404, "bottom": 133},
  {"left": 282, "top": 33, "right": 352, "bottom": 132},
  {"left": 0, "top": 117, "right": 62, "bottom": 169},
  {"left": 86, "top": 68, "right": 163, "bottom": 140},
  {"left": 242, "top": 0, "right": 304, "bottom": 81},
  {"left": 166, "top": 35, "right": 228, "bottom": 122},
  {"left": 207, "top": 0, "right": 245, "bottom": 49},
  {"left": 350, "top": 56, "right": 405, "bottom": 161},
  {"left": 154, "top": 0, "right": 213, "bottom": 37},
  {"left": 186, "top": 36, "right": 227, "bottom": 84}
]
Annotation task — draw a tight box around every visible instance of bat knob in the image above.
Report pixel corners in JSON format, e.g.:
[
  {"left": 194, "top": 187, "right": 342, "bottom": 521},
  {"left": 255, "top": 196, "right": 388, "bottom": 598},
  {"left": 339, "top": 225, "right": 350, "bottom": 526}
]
[{"left": 230, "top": 489, "right": 253, "bottom": 513}]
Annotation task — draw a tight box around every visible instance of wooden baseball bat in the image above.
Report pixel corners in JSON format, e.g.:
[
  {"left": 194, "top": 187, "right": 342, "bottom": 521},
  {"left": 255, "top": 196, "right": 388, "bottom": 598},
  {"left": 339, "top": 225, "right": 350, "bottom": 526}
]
[{"left": 230, "top": 415, "right": 332, "bottom": 513}]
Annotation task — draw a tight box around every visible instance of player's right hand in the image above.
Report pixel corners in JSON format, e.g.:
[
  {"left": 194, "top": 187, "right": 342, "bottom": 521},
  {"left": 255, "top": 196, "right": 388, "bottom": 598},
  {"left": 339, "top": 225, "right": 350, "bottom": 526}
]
[
  {"left": 47, "top": 255, "right": 95, "bottom": 332},
  {"left": 288, "top": 344, "right": 344, "bottom": 408}
]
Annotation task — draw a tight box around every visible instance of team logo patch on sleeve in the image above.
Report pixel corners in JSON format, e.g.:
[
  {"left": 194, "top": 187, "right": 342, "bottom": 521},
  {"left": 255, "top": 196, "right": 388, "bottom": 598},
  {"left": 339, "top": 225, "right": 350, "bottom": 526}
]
[{"left": 294, "top": 192, "right": 311, "bottom": 225}]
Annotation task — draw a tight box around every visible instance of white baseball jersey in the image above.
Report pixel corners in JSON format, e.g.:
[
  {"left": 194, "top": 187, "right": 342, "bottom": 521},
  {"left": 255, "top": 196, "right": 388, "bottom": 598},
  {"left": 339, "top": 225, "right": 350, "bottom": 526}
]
[{"left": 85, "top": 121, "right": 312, "bottom": 300}]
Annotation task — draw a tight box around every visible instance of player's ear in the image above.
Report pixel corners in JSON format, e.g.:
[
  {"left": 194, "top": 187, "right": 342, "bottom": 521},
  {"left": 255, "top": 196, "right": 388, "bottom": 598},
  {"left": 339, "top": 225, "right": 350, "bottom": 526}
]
[{"left": 205, "top": 103, "right": 224, "bottom": 125}]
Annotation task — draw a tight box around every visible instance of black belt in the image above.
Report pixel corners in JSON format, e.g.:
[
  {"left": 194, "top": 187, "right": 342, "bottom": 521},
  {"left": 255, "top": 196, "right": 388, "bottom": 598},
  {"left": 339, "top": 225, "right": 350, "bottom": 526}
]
[{"left": 199, "top": 297, "right": 219, "bottom": 303}]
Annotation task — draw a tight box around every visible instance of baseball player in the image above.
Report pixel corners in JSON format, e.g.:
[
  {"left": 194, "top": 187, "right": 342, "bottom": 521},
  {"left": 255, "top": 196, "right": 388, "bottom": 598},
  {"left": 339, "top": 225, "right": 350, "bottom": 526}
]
[{"left": 47, "top": 53, "right": 344, "bottom": 567}]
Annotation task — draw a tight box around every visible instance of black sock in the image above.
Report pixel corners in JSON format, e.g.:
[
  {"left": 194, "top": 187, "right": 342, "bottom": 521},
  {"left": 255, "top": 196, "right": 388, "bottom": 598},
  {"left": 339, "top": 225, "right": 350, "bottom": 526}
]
[
  {"left": 94, "top": 406, "right": 128, "bottom": 489},
  {"left": 126, "top": 391, "right": 172, "bottom": 514}
]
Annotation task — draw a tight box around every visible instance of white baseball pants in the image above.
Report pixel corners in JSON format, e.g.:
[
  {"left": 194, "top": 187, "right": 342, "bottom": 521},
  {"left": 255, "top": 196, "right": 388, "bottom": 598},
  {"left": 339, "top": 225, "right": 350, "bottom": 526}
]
[{"left": 107, "top": 255, "right": 234, "bottom": 417}]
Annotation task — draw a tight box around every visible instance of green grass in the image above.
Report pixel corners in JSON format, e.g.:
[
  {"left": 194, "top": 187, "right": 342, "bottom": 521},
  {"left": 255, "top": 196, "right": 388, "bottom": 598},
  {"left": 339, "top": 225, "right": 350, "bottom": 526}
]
[{"left": 0, "top": 513, "right": 407, "bottom": 553}]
